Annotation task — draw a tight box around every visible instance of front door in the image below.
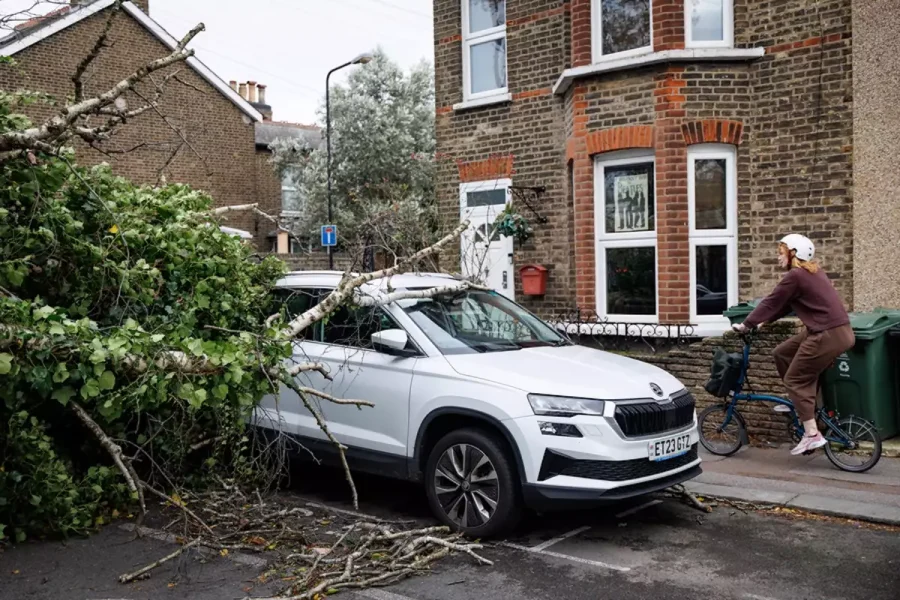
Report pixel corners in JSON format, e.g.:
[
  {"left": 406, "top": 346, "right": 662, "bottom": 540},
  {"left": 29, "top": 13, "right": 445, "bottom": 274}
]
[{"left": 459, "top": 181, "right": 514, "bottom": 300}]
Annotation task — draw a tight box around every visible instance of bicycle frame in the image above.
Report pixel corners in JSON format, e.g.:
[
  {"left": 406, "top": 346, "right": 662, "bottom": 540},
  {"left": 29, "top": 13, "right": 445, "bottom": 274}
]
[{"left": 718, "top": 334, "right": 853, "bottom": 446}]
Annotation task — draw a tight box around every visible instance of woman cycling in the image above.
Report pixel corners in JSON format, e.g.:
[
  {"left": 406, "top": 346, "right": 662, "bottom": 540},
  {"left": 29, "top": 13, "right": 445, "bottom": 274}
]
[{"left": 732, "top": 234, "right": 854, "bottom": 456}]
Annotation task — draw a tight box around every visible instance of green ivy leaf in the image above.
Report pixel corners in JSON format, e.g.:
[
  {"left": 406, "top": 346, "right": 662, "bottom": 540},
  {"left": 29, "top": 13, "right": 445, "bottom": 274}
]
[
  {"left": 49, "top": 323, "right": 65, "bottom": 336},
  {"left": 80, "top": 379, "right": 100, "bottom": 399},
  {"left": 212, "top": 384, "right": 229, "bottom": 400},
  {"left": 0, "top": 353, "right": 12, "bottom": 375},
  {"left": 98, "top": 370, "right": 116, "bottom": 391},
  {"left": 33, "top": 305, "right": 55, "bottom": 320},
  {"left": 196, "top": 294, "right": 210, "bottom": 309},
  {"left": 51, "top": 386, "right": 76, "bottom": 406},
  {"left": 150, "top": 334, "right": 165, "bottom": 343}
]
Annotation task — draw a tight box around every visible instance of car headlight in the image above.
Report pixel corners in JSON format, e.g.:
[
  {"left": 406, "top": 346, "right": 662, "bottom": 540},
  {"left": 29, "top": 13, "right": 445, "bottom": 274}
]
[{"left": 527, "top": 394, "right": 605, "bottom": 417}]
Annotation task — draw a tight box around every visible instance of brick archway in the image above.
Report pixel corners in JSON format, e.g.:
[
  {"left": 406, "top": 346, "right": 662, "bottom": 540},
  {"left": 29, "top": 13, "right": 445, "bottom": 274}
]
[
  {"left": 457, "top": 155, "right": 514, "bottom": 182},
  {"left": 681, "top": 119, "right": 744, "bottom": 146},
  {"left": 585, "top": 125, "right": 655, "bottom": 156}
]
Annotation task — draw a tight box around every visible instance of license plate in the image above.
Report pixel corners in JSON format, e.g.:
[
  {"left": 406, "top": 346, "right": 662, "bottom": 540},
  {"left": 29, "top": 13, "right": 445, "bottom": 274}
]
[{"left": 648, "top": 434, "right": 691, "bottom": 462}]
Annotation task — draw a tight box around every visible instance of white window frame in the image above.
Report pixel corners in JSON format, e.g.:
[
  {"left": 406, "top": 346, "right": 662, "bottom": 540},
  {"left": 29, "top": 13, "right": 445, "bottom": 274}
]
[
  {"left": 592, "top": 0, "right": 654, "bottom": 64},
  {"left": 594, "top": 151, "right": 659, "bottom": 323},
  {"left": 461, "top": 0, "right": 508, "bottom": 102},
  {"left": 280, "top": 167, "right": 303, "bottom": 217},
  {"left": 685, "top": 0, "right": 734, "bottom": 49},
  {"left": 688, "top": 144, "right": 738, "bottom": 327}
]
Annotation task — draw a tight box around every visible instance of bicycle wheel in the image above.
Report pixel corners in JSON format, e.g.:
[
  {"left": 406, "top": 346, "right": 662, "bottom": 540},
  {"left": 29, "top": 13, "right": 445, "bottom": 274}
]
[
  {"left": 698, "top": 405, "right": 746, "bottom": 456},
  {"left": 823, "top": 416, "right": 882, "bottom": 473}
]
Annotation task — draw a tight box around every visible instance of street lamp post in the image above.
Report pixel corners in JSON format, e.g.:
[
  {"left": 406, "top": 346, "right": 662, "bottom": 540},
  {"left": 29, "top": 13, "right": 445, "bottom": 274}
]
[{"left": 326, "top": 52, "right": 373, "bottom": 270}]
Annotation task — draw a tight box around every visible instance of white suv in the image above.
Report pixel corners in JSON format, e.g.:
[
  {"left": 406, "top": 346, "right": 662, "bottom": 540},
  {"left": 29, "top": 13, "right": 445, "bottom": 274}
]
[{"left": 255, "top": 271, "right": 701, "bottom": 537}]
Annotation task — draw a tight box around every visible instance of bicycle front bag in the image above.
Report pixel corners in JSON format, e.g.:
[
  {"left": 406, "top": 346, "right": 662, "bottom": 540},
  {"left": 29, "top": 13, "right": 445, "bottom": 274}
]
[{"left": 704, "top": 348, "right": 743, "bottom": 398}]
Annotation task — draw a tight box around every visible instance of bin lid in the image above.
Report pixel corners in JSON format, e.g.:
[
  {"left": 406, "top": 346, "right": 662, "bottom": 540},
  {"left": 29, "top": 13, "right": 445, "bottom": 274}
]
[
  {"left": 847, "top": 311, "right": 900, "bottom": 340},
  {"left": 722, "top": 298, "right": 761, "bottom": 316}
]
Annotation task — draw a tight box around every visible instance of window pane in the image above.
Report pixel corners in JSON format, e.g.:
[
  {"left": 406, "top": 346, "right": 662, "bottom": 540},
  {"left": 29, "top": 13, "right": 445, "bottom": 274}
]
[
  {"left": 695, "top": 245, "right": 728, "bottom": 315},
  {"left": 322, "top": 305, "right": 397, "bottom": 349},
  {"left": 282, "top": 189, "right": 303, "bottom": 212},
  {"left": 606, "top": 247, "right": 656, "bottom": 316},
  {"left": 470, "top": 38, "right": 507, "bottom": 93},
  {"left": 694, "top": 158, "right": 727, "bottom": 229},
  {"left": 601, "top": 0, "right": 651, "bottom": 55},
  {"left": 272, "top": 289, "right": 320, "bottom": 339},
  {"left": 466, "top": 188, "right": 506, "bottom": 207},
  {"left": 689, "top": 0, "right": 724, "bottom": 42},
  {"left": 469, "top": 0, "right": 505, "bottom": 33},
  {"left": 604, "top": 163, "right": 655, "bottom": 234}
]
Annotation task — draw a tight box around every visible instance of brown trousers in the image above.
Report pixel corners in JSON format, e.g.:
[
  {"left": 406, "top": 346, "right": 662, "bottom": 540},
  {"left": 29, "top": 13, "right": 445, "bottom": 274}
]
[{"left": 773, "top": 324, "right": 855, "bottom": 421}]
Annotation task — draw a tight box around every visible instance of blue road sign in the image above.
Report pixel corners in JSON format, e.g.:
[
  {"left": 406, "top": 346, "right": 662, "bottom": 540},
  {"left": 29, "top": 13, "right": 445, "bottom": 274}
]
[{"left": 321, "top": 225, "right": 337, "bottom": 247}]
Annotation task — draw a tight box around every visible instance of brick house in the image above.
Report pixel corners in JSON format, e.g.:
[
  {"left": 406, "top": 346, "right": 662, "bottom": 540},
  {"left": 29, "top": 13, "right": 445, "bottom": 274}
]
[
  {"left": 434, "top": 0, "right": 897, "bottom": 336},
  {"left": 0, "top": 0, "right": 296, "bottom": 249}
]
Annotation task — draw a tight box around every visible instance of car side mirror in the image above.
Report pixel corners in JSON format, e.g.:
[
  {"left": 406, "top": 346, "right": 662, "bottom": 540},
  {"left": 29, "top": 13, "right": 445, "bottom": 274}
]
[{"left": 371, "top": 329, "right": 416, "bottom": 357}]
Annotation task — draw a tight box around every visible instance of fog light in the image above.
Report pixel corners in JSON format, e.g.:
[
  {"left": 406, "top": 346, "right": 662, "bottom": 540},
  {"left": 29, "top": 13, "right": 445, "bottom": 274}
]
[{"left": 538, "top": 421, "right": 582, "bottom": 437}]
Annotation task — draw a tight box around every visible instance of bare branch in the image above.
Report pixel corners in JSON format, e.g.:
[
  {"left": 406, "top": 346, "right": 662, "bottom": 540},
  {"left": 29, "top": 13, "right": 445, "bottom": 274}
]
[
  {"left": 279, "top": 375, "right": 359, "bottom": 509},
  {"left": 280, "top": 220, "right": 469, "bottom": 340},
  {"left": 213, "top": 203, "right": 259, "bottom": 215},
  {"left": 118, "top": 538, "right": 201, "bottom": 583},
  {"left": 71, "top": 401, "right": 146, "bottom": 515},
  {"left": 72, "top": 2, "right": 119, "bottom": 102},
  {"left": 0, "top": 22, "right": 205, "bottom": 155},
  {"left": 354, "top": 281, "right": 474, "bottom": 307},
  {"left": 292, "top": 386, "right": 374, "bottom": 408},
  {"left": 285, "top": 361, "right": 332, "bottom": 379}
]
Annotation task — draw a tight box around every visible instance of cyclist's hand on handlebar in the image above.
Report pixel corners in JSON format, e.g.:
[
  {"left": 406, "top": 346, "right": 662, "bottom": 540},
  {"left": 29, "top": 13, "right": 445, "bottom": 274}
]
[{"left": 732, "top": 323, "right": 749, "bottom": 334}]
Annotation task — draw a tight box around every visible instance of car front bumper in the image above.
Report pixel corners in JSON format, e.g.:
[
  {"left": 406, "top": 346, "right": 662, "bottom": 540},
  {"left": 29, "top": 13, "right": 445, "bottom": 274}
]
[
  {"left": 522, "top": 464, "right": 702, "bottom": 510},
  {"left": 505, "top": 412, "right": 701, "bottom": 509}
]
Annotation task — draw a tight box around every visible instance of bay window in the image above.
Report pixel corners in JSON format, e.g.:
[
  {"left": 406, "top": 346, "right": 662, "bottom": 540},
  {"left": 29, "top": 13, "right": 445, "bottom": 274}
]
[
  {"left": 595, "top": 152, "right": 657, "bottom": 320},
  {"left": 593, "top": 0, "right": 652, "bottom": 61},
  {"left": 462, "top": 0, "right": 507, "bottom": 101},
  {"left": 686, "top": 0, "right": 733, "bottom": 47},
  {"left": 688, "top": 145, "right": 737, "bottom": 324}
]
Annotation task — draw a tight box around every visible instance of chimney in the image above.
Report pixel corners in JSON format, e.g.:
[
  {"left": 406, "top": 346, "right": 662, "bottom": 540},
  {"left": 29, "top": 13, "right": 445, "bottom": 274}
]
[
  {"left": 238, "top": 82, "right": 248, "bottom": 100},
  {"left": 247, "top": 81, "right": 257, "bottom": 103},
  {"left": 229, "top": 80, "right": 238, "bottom": 92},
  {"left": 250, "top": 82, "right": 273, "bottom": 121}
]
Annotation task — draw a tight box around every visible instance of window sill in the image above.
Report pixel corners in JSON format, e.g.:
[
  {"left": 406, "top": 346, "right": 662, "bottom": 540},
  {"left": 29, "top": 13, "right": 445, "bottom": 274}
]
[
  {"left": 453, "top": 93, "right": 513, "bottom": 112},
  {"left": 552, "top": 47, "right": 765, "bottom": 95}
]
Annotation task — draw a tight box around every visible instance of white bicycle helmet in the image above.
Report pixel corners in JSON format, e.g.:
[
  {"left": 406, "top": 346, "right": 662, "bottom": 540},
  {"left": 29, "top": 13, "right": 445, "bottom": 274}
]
[{"left": 780, "top": 233, "right": 815, "bottom": 262}]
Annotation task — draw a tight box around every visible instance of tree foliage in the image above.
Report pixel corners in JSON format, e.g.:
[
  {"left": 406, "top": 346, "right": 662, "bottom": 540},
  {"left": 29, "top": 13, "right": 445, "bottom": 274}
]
[
  {"left": 271, "top": 50, "right": 438, "bottom": 261},
  {"left": 0, "top": 96, "right": 293, "bottom": 539}
]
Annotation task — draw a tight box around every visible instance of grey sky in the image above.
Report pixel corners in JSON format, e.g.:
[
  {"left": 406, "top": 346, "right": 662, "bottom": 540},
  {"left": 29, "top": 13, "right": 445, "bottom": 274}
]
[{"left": 1, "top": 0, "right": 435, "bottom": 124}]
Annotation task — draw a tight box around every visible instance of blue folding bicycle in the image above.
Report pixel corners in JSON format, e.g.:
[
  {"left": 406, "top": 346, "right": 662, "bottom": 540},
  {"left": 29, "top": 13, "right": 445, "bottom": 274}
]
[{"left": 698, "top": 330, "right": 883, "bottom": 472}]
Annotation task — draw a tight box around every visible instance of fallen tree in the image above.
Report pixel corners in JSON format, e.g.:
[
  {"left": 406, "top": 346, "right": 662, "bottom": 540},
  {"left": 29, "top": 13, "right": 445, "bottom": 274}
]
[{"left": 0, "top": 4, "right": 476, "bottom": 544}]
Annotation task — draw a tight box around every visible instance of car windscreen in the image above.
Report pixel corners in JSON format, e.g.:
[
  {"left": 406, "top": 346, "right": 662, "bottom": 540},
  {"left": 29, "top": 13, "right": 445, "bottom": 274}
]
[{"left": 398, "top": 288, "right": 568, "bottom": 355}]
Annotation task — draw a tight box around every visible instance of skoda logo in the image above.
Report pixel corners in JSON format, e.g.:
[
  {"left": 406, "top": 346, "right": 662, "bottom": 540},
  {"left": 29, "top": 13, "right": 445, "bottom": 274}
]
[{"left": 650, "top": 383, "right": 664, "bottom": 398}]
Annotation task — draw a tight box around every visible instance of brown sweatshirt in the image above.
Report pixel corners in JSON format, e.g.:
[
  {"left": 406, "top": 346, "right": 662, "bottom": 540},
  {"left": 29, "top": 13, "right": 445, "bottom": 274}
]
[{"left": 744, "top": 267, "right": 850, "bottom": 333}]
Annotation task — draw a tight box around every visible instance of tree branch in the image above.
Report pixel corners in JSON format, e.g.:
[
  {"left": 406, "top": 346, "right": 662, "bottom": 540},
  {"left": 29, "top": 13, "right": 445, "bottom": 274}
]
[
  {"left": 279, "top": 220, "right": 469, "bottom": 340},
  {"left": 72, "top": 1, "right": 119, "bottom": 102},
  {"left": 353, "top": 281, "right": 474, "bottom": 307},
  {"left": 71, "top": 401, "right": 146, "bottom": 515},
  {"left": 0, "top": 22, "right": 205, "bottom": 155},
  {"left": 278, "top": 375, "right": 359, "bottom": 509},
  {"left": 285, "top": 361, "right": 332, "bottom": 379}
]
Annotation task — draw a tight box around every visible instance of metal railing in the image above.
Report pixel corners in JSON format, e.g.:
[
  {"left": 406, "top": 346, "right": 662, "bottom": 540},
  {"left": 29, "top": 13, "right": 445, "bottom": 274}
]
[{"left": 546, "top": 308, "right": 699, "bottom": 354}]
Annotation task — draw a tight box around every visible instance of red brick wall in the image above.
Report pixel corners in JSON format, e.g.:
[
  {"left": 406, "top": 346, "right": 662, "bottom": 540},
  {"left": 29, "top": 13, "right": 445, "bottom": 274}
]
[
  {"left": 0, "top": 6, "right": 281, "bottom": 246},
  {"left": 435, "top": 0, "right": 854, "bottom": 320}
]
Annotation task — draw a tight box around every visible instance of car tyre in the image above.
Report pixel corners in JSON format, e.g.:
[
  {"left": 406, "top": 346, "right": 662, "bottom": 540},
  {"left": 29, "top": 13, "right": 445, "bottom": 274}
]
[{"left": 424, "top": 428, "right": 522, "bottom": 538}]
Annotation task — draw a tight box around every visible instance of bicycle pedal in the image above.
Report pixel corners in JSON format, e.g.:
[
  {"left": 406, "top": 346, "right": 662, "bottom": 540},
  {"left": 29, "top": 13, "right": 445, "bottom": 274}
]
[{"left": 802, "top": 449, "right": 815, "bottom": 455}]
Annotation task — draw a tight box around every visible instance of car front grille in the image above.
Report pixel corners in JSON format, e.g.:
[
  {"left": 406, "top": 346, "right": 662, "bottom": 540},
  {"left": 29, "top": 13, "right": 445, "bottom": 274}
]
[
  {"left": 614, "top": 390, "right": 696, "bottom": 438},
  {"left": 537, "top": 444, "right": 699, "bottom": 482}
]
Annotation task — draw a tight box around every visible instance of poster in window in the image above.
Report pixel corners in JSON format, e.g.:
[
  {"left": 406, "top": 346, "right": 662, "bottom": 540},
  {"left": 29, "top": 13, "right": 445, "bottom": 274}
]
[{"left": 613, "top": 173, "right": 650, "bottom": 233}]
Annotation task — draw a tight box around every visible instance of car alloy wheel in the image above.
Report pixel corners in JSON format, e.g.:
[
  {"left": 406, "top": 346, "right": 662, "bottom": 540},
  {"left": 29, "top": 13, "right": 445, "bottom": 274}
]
[{"left": 432, "top": 443, "right": 499, "bottom": 528}]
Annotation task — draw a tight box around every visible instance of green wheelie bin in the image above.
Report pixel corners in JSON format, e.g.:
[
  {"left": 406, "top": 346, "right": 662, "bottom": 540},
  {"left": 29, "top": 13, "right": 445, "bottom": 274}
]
[
  {"left": 723, "top": 299, "right": 760, "bottom": 325},
  {"left": 821, "top": 312, "right": 900, "bottom": 438}
]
